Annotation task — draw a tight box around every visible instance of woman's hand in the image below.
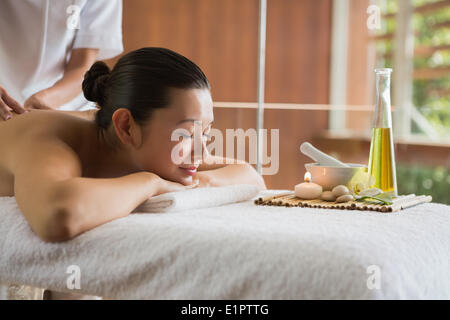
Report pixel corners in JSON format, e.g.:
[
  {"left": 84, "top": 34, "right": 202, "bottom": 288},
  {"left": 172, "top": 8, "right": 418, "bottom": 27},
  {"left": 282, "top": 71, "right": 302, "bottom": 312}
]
[
  {"left": 196, "top": 155, "right": 266, "bottom": 190},
  {"left": 192, "top": 171, "right": 216, "bottom": 188},
  {"left": 0, "top": 85, "right": 27, "bottom": 120},
  {"left": 151, "top": 173, "right": 199, "bottom": 196}
]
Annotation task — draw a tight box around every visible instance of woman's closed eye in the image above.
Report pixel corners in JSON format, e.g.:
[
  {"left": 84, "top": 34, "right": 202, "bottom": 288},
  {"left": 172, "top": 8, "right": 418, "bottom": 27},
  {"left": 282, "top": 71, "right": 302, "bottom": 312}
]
[{"left": 180, "top": 132, "right": 211, "bottom": 139}]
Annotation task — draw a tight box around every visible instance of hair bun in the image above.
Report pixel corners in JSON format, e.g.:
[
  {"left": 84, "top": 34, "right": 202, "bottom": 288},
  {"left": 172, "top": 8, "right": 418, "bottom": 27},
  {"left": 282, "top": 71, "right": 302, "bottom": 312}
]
[{"left": 82, "top": 61, "right": 111, "bottom": 107}]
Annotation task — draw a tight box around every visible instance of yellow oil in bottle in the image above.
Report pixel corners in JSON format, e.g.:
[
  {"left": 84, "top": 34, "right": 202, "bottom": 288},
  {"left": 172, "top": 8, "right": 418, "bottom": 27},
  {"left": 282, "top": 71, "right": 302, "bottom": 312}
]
[
  {"left": 368, "top": 127, "right": 396, "bottom": 194},
  {"left": 368, "top": 68, "right": 398, "bottom": 196}
]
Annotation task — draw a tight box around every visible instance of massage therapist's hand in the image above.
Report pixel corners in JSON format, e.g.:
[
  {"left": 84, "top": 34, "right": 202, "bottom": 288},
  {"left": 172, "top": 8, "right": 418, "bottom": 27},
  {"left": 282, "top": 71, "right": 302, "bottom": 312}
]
[
  {"left": 0, "top": 85, "right": 27, "bottom": 120},
  {"left": 24, "top": 91, "right": 53, "bottom": 111}
]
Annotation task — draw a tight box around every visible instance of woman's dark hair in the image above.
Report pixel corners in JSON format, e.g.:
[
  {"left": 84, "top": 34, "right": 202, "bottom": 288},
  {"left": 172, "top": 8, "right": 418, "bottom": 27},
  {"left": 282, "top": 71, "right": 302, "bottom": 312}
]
[{"left": 82, "top": 47, "right": 210, "bottom": 129}]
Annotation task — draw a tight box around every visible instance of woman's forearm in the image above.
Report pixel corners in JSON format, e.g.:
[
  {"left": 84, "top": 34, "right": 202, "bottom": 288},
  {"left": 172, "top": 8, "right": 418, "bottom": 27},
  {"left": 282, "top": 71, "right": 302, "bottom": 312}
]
[
  {"left": 197, "top": 163, "right": 267, "bottom": 190},
  {"left": 38, "top": 68, "right": 92, "bottom": 109},
  {"left": 55, "top": 171, "right": 159, "bottom": 239}
]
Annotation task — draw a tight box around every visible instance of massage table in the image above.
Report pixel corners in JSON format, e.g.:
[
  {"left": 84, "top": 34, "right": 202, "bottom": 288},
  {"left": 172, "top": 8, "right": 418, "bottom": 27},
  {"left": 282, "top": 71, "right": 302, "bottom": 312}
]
[{"left": 0, "top": 187, "right": 449, "bottom": 299}]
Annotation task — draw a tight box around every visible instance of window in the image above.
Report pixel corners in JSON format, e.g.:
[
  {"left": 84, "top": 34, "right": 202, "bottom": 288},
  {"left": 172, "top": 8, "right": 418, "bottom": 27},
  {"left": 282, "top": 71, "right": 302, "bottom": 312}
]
[
  {"left": 329, "top": 0, "right": 449, "bottom": 144},
  {"left": 373, "top": 0, "right": 449, "bottom": 142}
]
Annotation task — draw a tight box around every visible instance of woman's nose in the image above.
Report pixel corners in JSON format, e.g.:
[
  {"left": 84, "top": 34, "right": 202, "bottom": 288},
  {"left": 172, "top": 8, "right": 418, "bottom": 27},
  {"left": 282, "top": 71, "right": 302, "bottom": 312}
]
[{"left": 191, "top": 136, "right": 208, "bottom": 164}]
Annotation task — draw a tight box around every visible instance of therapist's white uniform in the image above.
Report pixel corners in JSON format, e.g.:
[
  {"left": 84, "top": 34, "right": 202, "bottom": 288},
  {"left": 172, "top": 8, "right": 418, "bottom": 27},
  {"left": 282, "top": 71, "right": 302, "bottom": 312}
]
[{"left": 0, "top": 0, "right": 123, "bottom": 111}]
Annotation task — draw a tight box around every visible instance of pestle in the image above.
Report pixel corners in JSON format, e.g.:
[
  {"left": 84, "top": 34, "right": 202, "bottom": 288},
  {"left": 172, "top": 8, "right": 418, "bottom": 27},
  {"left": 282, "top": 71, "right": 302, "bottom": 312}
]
[{"left": 300, "top": 142, "right": 349, "bottom": 167}]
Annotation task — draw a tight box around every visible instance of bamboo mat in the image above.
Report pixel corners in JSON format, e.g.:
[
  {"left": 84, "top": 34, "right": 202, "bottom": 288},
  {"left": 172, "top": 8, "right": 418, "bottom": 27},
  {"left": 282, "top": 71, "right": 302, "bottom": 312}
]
[{"left": 254, "top": 192, "right": 432, "bottom": 212}]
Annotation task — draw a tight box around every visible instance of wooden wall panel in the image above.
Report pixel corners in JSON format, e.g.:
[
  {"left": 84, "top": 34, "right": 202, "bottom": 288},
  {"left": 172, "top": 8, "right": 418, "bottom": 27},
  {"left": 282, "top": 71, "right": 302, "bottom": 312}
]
[
  {"left": 107, "top": 0, "right": 259, "bottom": 102},
  {"left": 263, "top": 0, "right": 332, "bottom": 188},
  {"left": 345, "top": 0, "right": 374, "bottom": 133},
  {"left": 265, "top": 0, "right": 331, "bottom": 104}
]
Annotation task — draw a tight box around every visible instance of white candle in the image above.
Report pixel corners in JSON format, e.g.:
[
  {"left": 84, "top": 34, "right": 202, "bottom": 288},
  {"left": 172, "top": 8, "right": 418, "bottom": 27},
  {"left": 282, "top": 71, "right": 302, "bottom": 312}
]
[{"left": 295, "top": 172, "right": 323, "bottom": 200}]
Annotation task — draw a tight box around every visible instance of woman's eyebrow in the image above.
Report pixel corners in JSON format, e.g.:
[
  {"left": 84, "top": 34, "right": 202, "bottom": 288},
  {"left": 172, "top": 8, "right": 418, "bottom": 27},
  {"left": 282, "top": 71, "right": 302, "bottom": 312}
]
[{"left": 176, "top": 119, "right": 197, "bottom": 124}]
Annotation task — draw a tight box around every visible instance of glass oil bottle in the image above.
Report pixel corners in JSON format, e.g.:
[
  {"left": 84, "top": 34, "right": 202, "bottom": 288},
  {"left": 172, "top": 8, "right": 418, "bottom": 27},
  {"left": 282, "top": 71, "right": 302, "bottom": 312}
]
[{"left": 368, "top": 68, "right": 398, "bottom": 196}]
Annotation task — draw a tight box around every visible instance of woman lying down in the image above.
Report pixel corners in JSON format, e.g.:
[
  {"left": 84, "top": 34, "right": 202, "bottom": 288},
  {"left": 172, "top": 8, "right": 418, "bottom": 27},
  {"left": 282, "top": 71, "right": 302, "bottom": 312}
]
[{"left": 0, "top": 47, "right": 266, "bottom": 243}]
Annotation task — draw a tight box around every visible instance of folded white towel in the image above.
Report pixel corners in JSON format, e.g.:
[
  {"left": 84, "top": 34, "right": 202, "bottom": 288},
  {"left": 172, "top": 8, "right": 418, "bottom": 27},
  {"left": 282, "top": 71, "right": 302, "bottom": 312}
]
[{"left": 132, "top": 184, "right": 260, "bottom": 213}]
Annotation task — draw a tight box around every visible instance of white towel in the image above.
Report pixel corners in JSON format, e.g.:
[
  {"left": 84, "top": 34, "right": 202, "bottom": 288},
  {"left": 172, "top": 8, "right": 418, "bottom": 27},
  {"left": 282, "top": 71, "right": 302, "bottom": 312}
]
[
  {"left": 0, "top": 191, "right": 449, "bottom": 299},
  {"left": 132, "top": 184, "right": 260, "bottom": 213}
]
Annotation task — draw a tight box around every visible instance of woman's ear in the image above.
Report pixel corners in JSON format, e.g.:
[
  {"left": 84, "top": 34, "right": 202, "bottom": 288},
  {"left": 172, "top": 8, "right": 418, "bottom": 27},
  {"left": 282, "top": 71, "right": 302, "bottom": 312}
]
[{"left": 111, "top": 108, "right": 143, "bottom": 148}]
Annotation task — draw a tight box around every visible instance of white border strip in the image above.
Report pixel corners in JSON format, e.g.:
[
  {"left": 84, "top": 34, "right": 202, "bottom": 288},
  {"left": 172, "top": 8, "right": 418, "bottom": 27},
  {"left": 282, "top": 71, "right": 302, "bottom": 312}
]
[
  {"left": 256, "top": 0, "right": 267, "bottom": 174},
  {"left": 329, "top": 0, "right": 349, "bottom": 132}
]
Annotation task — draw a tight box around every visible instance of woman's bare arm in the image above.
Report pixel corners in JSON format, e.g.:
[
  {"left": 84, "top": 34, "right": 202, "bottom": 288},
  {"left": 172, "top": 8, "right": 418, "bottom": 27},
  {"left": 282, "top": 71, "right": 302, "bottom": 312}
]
[
  {"left": 12, "top": 135, "right": 169, "bottom": 242},
  {"left": 195, "top": 155, "right": 266, "bottom": 190}
]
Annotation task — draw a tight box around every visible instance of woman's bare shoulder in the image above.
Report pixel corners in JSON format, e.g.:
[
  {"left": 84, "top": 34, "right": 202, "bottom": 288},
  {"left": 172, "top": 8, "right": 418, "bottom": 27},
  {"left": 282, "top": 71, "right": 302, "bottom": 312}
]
[
  {"left": 2, "top": 109, "right": 75, "bottom": 125},
  {"left": 1, "top": 109, "right": 86, "bottom": 136},
  {"left": 0, "top": 110, "right": 85, "bottom": 171}
]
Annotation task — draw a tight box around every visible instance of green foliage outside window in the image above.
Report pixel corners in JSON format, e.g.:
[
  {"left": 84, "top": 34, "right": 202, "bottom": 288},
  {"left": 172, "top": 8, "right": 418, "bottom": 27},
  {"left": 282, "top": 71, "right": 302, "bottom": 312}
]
[
  {"left": 377, "top": 0, "right": 450, "bottom": 138},
  {"left": 397, "top": 163, "right": 450, "bottom": 204}
]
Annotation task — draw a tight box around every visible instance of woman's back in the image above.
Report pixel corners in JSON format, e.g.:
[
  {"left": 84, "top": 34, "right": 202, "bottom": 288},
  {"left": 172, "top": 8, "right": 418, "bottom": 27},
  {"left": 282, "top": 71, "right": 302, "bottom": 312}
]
[{"left": 0, "top": 110, "right": 89, "bottom": 196}]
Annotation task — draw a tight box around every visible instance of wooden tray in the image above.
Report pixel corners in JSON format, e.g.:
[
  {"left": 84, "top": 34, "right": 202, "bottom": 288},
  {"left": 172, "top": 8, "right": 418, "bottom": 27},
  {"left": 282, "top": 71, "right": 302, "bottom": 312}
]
[{"left": 254, "top": 192, "right": 432, "bottom": 212}]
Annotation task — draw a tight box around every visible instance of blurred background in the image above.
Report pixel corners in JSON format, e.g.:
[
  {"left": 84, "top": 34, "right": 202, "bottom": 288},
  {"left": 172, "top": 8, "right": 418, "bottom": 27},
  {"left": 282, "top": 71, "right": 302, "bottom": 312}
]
[{"left": 105, "top": 0, "right": 449, "bottom": 204}]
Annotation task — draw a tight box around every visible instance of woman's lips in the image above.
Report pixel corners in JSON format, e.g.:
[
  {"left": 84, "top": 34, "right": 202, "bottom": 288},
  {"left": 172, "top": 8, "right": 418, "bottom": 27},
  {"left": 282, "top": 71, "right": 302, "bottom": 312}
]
[{"left": 179, "top": 166, "right": 198, "bottom": 176}]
